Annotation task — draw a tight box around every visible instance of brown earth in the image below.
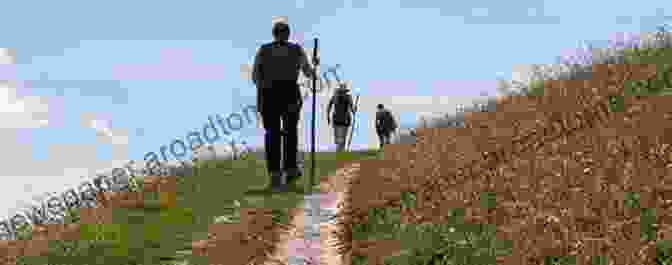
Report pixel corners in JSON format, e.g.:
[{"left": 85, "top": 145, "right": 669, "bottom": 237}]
[
  {"left": 332, "top": 63, "right": 672, "bottom": 265},
  {"left": 191, "top": 207, "right": 301, "bottom": 265},
  {"left": 0, "top": 175, "right": 177, "bottom": 265}
]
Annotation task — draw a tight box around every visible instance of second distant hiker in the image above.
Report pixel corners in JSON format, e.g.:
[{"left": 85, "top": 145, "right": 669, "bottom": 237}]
[
  {"left": 375, "top": 104, "right": 397, "bottom": 148},
  {"left": 327, "top": 84, "right": 355, "bottom": 152},
  {"left": 252, "top": 20, "right": 318, "bottom": 191}
]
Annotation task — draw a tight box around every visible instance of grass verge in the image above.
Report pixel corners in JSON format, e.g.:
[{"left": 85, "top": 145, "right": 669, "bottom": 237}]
[{"left": 8, "top": 149, "right": 379, "bottom": 265}]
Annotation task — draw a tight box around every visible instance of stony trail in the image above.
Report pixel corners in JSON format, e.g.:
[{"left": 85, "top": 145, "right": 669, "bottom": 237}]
[{"left": 261, "top": 163, "right": 359, "bottom": 265}]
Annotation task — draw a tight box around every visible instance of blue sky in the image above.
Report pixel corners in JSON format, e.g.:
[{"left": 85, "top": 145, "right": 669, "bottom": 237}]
[{"left": 0, "top": 0, "right": 670, "bottom": 216}]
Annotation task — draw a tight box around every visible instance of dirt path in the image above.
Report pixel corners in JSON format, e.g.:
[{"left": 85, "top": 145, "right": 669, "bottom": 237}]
[
  {"left": 190, "top": 162, "right": 359, "bottom": 265},
  {"left": 261, "top": 162, "right": 359, "bottom": 265}
]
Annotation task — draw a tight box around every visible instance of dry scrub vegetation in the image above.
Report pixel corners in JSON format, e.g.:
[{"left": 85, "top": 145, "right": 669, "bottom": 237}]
[
  {"left": 191, "top": 207, "right": 301, "bottom": 265},
  {"left": 333, "top": 29, "right": 672, "bottom": 264},
  {"left": 0, "top": 169, "right": 298, "bottom": 265},
  {"left": 0, "top": 176, "right": 180, "bottom": 265}
]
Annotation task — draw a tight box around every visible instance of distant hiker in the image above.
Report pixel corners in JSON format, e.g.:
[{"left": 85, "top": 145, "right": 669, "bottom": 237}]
[
  {"left": 252, "top": 20, "right": 319, "bottom": 191},
  {"left": 327, "top": 84, "right": 355, "bottom": 152},
  {"left": 375, "top": 104, "right": 397, "bottom": 148}
]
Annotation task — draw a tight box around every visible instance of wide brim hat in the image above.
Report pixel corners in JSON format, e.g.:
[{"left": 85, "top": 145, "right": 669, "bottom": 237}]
[{"left": 272, "top": 16, "right": 289, "bottom": 26}]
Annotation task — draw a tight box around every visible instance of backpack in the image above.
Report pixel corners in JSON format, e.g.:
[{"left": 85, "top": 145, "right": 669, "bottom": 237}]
[
  {"left": 331, "top": 92, "right": 353, "bottom": 126},
  {"left": 376, "top": 109, "right": 397, "bottom": 132},
  {"left": 386, "top": 111, "right": 398, "bottom": 131}
]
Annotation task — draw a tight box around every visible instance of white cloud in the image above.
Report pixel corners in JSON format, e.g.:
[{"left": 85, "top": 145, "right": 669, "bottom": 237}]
[
  {"left": 511, "top": 64, "right": 536, "bottom": 84},
  {"left": 193, "top": 142, "right": 250, "bottom": 161},
  {"left": 0, "top": 48, "right": 136, "bottom": 219},
  {"left": 0, "top": 82, "right": 51, "bottom": 129},
  {"left": 0, "top": 49, "right": 52, "bottom": 130},
  {"left": 416, "top": 111, "right": 448, "bottom": 127},
  {"left": 92, "top": 119, "right": 129, "bottom": 145},
  {"left": 0, "top": 48, "right": 15, "bottom": 65},
  {"left": 80, "top": 112, "right": 130, "bottom": 147},
  {"left": 0, "top": 141, "right": 130, "bottom": 219}
]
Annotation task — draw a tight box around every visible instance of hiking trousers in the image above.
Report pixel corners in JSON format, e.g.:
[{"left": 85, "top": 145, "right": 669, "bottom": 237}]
[
  {"left": 377, "top": 129, "right": 392, "bottom": 148},
  {"left": 260, "top": 91, "right": 301, "bottom": 186},
  {"left": 333, "top": 125, "right": 348, "bottom": 151}
]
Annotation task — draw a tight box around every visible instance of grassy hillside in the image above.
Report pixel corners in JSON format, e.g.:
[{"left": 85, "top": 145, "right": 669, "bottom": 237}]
[
  {"left": 4, "top": 149, "right": 378, "bottom": 265},
  {"left": 336, "top": 25, "right": 672, "bottom": 265}
]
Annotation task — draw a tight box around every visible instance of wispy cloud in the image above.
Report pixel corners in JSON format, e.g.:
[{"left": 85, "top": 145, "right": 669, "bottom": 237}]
[
  {"left": 111, "top": 48, "right": 227, "bottom": 80},
  {"left": 88, "top": 117, "right": 129, "bottom": 146},
  {"left": 25, "top": 73, "right": 129, "bottom": 104},
  {"left": 0, "top": 49, "right": 53, "bottom": 130},
  {"left": 0, "top": 48, "right": 133, "bottom": 218},
  {"left": 430, "top": 2, "right": 563, "bottom": 25},
  {"left": 0, "top": 85, "right": 50, "bottom": 129}
]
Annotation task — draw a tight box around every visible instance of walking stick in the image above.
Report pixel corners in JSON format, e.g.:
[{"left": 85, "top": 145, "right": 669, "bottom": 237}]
[
  {"left": 310, "top": 37, "right": 318, "bottom": 193},
  {"left": 347, "top": 93, "right": 360, "bottom": 151}
]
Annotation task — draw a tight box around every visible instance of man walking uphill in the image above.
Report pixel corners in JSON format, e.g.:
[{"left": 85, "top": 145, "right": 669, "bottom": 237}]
[
  {"left": 327, "top": 84, "right": 355, "bottom": 152},
  {"left": 252, "top": 21, "right": 318, "bottom": 191},
  {"left": 375, "top": 104, "right": 397, "bottom": 148}
]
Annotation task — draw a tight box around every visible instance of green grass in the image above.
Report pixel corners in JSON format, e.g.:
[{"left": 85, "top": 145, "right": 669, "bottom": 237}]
[
  {"left": 13, "top": 149, "right": 379, "bottom": 265},
  {"left": 349, "top": 190, "right": 672, "bottom": 265},
  {"left": 350, "top": 191, "right": 513, "bottom": 265}
]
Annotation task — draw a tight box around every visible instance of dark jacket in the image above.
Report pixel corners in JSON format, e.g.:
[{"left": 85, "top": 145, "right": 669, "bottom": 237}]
[
  {"left": 327, "top": 91, "right": 354, "bottom": 126},
  {"left": 252, "top": 40, "right": 313, "bottom": 112},
  {"left": 376, "top": 109, "right": 397, "bottom": 133}
]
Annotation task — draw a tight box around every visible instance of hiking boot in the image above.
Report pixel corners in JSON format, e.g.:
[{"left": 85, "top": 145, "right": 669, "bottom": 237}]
[
  {"left": 269, "top": 184, "right": 289, "bottom": 192},
  {"left": 268, "top": 171, "right": 287, "bottom": 191},
  {"left": 284, "top": 168, "right": 303, "bottom": 184}
]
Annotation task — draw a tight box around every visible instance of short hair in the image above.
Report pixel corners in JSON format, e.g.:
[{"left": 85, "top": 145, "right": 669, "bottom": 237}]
[
  {"left": 377, "top": 104, "right": 384, "bottom": 109},
  {"left": 272, "top": 22, "right": 290, "bottom": 40}
]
